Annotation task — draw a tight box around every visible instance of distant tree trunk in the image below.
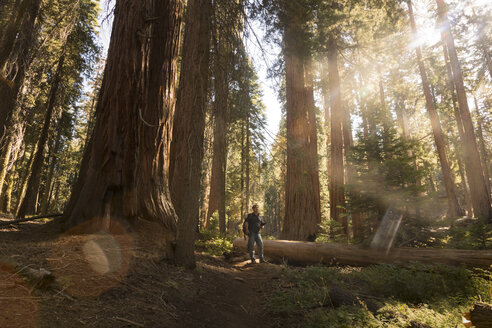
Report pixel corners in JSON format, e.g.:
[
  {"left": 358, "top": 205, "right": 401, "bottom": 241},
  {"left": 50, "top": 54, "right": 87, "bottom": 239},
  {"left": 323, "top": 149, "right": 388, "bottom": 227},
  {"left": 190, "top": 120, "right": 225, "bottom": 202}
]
[
  {"left": 16, "top": 143, "right": 36, "bottom": 214},
  {"left": 436, "top": 0, "right": 491, "bottom": 221},
  {"left": 40, "top": 121, "right": 62, "bottom": 214},
  {"left": 321, "top": 62, "right": 331, "bottom": 178},
  {"left": 169, "top": 0, "right": 212, "bottom": 269},
  {"left": 0, "top": 0, "right": 42, "bottom": 139},
  {"left": 4, "top": 162, "right": 16, "bottom": 213},
  {"left": 282, "top": 5, "right": 320, "bottom": 241},
  {"left": 304, "top": 55, "right": 321, "bottom": 227},
  {"left": 0, "top": 136, "right": 13, "bottom": 200},
  {"left": 246, "top": 111, "right": 250, "bottom": 214},
  {"left": 207, "top": 19, "right": 229, "bottom": 234},
  {"left": 240, "top": 120, "right": 245, "bottom": 219},
  {"left": 327, "top": 35, "right": 346, "bottom": 234},
  {"left": 63, "top": 0, "right": 184, "bottom": 254},
  {"left": 473, "top": 95, "right": 490, "bottom": 196},
  {"left": 17, "top": 54, "right": 65, "bottom": 218},
  {"left": 408, "top": 0, "right": 463, "bottom": 217}
]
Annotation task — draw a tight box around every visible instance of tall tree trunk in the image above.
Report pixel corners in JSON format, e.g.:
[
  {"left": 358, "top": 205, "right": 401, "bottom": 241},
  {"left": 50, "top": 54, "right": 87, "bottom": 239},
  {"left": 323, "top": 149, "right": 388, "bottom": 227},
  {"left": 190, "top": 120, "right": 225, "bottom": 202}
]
[
  {"left": 304, "top": 55, "right": 321, "bottom": 227},
  {"left": 16, "top": 143, "right": 36, "bottom": 214},
  {"left": 436, "top": 0, "right": 491, "bottom": 221},
  {"left": 473, "top": 95, "right": 490, "bottom": 196},
  {"left": 282, "top": 5, "right": 320, "bottom": 241},
  {"left": 327, "top": 35, "right": 346, "bottom": 234},
  {"left": 40, "top": 121, "right": 62, "bottom": 214},
  {"left": 0, "top": 0, "right": 42, "bottom": 139},
  {"left": 206, "top": 18, "right": 228, "bottom": 234},
  {"left": 0, "top": 136, "right": 13, "bottom": 200},
  {"left": 4, "top": 162, "right": 16, "bottom": 213},
  {"left": 246, "top": 111, "right": 250, "bottom": 215},
  {"left": 169, "top": 0, "right": 212, "bottom": 269},
  {"left": 63, "top": 0, "right": 184, "bottom": 254},
  {"left": 408, "top": 0, "right": 463, "bottom": 217},
  {"left": 17, "top": 54, "right": 65, "bottom": 218}
]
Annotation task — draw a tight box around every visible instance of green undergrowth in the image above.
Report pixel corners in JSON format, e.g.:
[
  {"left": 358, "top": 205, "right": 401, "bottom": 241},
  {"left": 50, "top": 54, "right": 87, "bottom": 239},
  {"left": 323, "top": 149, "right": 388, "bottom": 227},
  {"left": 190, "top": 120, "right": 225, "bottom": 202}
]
[
  {"left": 195, "top": 230, "right": 234, "bottom": 256},
  {"left": 267, "top": 263, "right": 492, "bottom": 327}
]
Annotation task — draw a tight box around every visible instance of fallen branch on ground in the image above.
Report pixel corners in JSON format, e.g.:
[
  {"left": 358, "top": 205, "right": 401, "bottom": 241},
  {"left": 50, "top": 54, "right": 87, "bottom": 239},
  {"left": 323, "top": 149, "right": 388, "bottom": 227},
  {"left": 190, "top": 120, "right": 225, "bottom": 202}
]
[{"left": 0, "top": 214, "right": 63, "bottom": 226}]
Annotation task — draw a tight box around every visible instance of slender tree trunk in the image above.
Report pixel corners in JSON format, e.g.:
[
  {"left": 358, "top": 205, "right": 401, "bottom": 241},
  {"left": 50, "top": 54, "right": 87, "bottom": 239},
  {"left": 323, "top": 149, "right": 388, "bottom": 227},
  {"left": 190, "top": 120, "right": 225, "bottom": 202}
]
[
  {"left": 304, "top": 55, "right": 321, "bottom": 227},
  {"left": 169, "top": 0, "right": 212, "bottom": 269},
  {"left": 40, "top": 122, "right": 62, "bottom": 214},
  {"left": 282, "top": 5, "right": 320, "bottom": 241},
  {"left": 436, "top": 0, "right": 491, "bottom": 221},
  {"left": 4, "top": 162, "right": 16, "bottom": 213},
  {"left": 17, "top": 54, "right": 65, "bottom": 217},
  {"left": 408, "top": 0, "right": 463, "bottom": 217},
  {"left": 240, "top": 120, "right": 245, "bottom": 219},
  {"left": 0, "top": 136, "right": 13, "bottom": 200},
  {"left": 63, "top": 0, "right": 184, "bottom": 254},
  {"left": 327, "top": 35, "right": 346, "bottom": 234},
  {"left": 473, "top": 95, "right": 490, "bottom": 196},
  {"left": 246, "top": 111, "right": 250, "bottom": 214},
  {"left": 206, "top": 23, "right": 228, "bottom": 234},
  {"left": 16, "top": 143, "right": 36, "bottom": 214}
]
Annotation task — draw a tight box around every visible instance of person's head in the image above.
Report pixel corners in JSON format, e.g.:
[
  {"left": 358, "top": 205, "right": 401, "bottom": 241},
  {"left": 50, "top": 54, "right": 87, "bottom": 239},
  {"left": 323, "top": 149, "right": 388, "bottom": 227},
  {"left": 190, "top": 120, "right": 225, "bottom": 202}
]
[{"left": 252, "top": 204, "right": 259, "bottom": 214}]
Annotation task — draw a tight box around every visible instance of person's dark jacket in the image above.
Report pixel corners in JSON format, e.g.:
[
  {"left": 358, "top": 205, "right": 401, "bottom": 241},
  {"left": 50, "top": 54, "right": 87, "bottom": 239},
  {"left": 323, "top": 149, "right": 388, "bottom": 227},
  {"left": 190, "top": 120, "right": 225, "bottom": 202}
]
[{"left": 244, "top": 213, "right": 265, "bottom": 234}]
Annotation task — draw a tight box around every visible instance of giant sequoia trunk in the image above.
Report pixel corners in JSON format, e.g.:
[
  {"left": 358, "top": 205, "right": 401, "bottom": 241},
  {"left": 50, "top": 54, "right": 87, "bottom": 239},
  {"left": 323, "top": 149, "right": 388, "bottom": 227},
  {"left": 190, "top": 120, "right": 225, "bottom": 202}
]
[
  {"left": 408, "top": 1, "right": 463, "bottom": 218},
  {"left": 282, "top": 5, "right": 320, "bottom": 241},
  {"left": 63, "top": 0, "right": 184, "bottom": 254},
  {"left": 327, "top": 35, "right": 346, "bottom": 234},
  {"left": 436, "top": 0, "right": 491, "bottom": 222},
  {"left": 169, "top": 0, "right": 212, "bottom": 269},
  {"left": 17, "top": 54, "right": 65, "bottom": 218}
]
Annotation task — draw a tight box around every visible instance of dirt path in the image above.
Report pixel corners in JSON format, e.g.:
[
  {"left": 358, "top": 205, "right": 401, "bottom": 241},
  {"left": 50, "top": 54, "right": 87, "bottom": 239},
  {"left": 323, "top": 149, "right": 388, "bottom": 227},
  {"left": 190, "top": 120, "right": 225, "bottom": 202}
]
[{"left": 0, "top": 218, "right": 290, "bottom": 328}]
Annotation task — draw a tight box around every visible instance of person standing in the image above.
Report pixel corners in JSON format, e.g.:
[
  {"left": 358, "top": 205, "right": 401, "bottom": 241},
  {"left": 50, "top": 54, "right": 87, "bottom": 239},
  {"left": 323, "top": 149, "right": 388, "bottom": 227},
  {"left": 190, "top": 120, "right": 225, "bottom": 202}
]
[{"left": 243, "top": 204, "right": 266, "bottom": 263}]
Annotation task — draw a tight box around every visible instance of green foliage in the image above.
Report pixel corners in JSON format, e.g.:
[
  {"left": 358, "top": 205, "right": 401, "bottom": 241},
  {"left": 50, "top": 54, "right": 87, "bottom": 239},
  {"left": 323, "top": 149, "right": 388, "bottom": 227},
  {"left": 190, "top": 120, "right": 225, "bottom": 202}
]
[
  {"left": 446, "top": 218, "right": 492, "bottom": 250},
  {"left": 196, "top": 230, "right": 234, "bottom": 256},
  {"left": 267, "top": 263, "right": 491, "bottom": 327}
]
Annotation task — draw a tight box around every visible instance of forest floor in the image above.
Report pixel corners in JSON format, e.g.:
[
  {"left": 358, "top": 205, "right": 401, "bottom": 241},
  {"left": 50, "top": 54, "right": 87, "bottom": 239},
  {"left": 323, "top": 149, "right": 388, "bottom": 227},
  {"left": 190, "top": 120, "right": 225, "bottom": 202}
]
[{"left": 0, "top": 216, "right": 298, "bottom": 328}]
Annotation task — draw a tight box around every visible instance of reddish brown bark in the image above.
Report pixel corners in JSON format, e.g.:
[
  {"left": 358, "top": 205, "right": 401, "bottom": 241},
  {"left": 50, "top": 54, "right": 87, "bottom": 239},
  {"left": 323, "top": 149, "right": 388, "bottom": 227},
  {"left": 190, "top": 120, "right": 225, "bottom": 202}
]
[
  {"left": 169, "top": 0, "right": 212, "bottom": 269},
  {"left": 408, "top": 0, "right": 463, "bottom": 217},
  {"left": 63, "top": 0, "right": 184, "bottom": 255},
  {"left": 282, "top": 6, "right": 320, "bottom": 241},
  {"left": 327, "top": 35, "right": 346, "bottom": 234},
  {"left": 436, "top": 0, "right": 491, "bottom": 221}
]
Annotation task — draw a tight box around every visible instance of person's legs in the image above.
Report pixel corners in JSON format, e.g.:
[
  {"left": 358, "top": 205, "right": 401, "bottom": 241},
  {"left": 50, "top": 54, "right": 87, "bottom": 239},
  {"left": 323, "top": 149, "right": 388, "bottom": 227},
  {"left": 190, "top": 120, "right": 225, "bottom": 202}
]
[
  {"left": 256, "top": 233, "right": 264, "bottom": 262},
  {"left": 247, "top": 233, "right": 255, "bottom": 262}
]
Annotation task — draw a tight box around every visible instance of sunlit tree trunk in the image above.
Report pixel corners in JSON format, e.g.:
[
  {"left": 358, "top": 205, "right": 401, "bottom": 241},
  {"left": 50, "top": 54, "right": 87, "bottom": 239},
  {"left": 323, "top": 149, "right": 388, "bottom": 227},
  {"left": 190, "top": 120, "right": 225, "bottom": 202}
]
[
  {"left": 0, "top": 0, "right": 27, "bottom": 70},
  {"left": 169, "top": 0, "right": 212, "bottom": 269},
  {"left": 63, "top": 0, "right": 184, "bottom": 254},
  {"left": 436, "top": 0, "right": 491, "bottom": 221},
  {"left": 4, "top": 162, "right": 16, "bottom": 213},
  {"left": 17, "top": 54, "right": 65, "bottom": 218},
  {"left": 408, "top": 0, "right": 463, "bottom": 217},
  {"left": 16, "top": 143, "right": 36, "bottom": 214},
  {"left": 207, "top": 20, "right": 229, "bottom": 234},
  {"left": 473, "top": 95, "right": 490, "bottom": 196},
  {"left": 327, "top": 34, "right": 346, "bottom": 234},
  {"left": 282, "top": 4, "right": 320, "bottom": 241},
  {"left": 0, "top": 136, "right": 13, "bottom": 200},
  {"left": 40, "top": 120, "right": 63, "bottom": 215}
]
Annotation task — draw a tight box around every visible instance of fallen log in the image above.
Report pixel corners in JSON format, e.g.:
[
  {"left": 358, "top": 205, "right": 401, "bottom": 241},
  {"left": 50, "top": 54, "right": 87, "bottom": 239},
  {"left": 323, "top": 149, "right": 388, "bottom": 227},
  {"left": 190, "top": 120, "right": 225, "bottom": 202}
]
[
  {"left": 233, "top": 238, "right": 492, "bottom": 268},
  {"left": 0, "top": 213, "right": 63, "bottom": 226}
]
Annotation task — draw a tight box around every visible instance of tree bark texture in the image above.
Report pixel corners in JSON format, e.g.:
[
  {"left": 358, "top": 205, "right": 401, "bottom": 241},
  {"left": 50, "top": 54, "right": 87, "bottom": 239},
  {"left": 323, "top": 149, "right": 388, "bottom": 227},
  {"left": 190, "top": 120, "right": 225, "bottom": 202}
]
[
  {"left": 17, "top": 54, "right": 65, "bottom": 218},
  {"left": 63, "top": 0, "right": 184, "bottom": 249},
  {"left": 233, "top": 238, "right": 492, "bottom": 268},
  {"left": 169, "top": 0, "right": 212, "bottom": 269},
  {"left": 436, "top": 0, "right": 491, "bottom": 221},
  {"left": 408, "top": 0, "right": 463, "bottom": 218},
  {"left": 282, "top": 6, "right": 320, "bottom": 241},
  {"left": 327, "top": 35, "right": 346, "bottom": 233},
  {"left": 0, "top": 0, "right": 28, "bottom": 70}
]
